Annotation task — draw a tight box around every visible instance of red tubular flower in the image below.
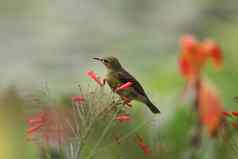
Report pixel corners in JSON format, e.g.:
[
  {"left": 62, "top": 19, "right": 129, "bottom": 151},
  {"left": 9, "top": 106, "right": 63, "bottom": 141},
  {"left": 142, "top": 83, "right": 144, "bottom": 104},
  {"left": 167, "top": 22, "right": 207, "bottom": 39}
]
[
  {"left": 115, "top": 114, "right": 131, "bottom": 122},
  {"left": 27, "top": 122, "right": 44, "bottom": 134},
  {"left": 86, "top": 70, "right": 104, "bottom": 86},
  {"left": 71, "top": 96, "right": 85, "bottom": 103},
  {"left": 135, "top": 135, "right": 151, "bottom": 156},
  {"left": 115, "top": 81, "right": 133, "bottom": 92},
  {"left": 27, "top": 112, "right": 46, "bottom": 125},
  {"left": 27, "top": 112, "right": 47, "bottom": 135},
  {"left": 232, "top": 112, "right": 238, "bottom": 117}
]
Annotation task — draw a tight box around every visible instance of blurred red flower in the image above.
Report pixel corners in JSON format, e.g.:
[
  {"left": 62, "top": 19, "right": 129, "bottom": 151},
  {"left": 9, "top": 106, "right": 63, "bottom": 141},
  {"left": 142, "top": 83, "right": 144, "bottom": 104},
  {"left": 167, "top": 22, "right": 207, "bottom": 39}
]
[
  {"left": 135, "top": 135, "right": 151, "bottom": 156},
  {"left": 27, "top": 112, "right": 47, "bottom": 125},
  {"left": 115, "top": 114, "right": 131, "bottom": 122},
  {"left": 86, "top": 70, "right": 104, "bottom": 86},
  {"left": 26, "top": 108, "right": 71, "bottom": 144},
  {"left": 179, "top": 35, "right": 226, "bottom": 138},
  {"left": 27, "top": 112, "right": 47, "bottom": 135},
  {"left": 198, "top": 82, "right": 224, "bottom": 136},
  {"left": 179, "top": 35, "right": 223, "bottom": 80}
]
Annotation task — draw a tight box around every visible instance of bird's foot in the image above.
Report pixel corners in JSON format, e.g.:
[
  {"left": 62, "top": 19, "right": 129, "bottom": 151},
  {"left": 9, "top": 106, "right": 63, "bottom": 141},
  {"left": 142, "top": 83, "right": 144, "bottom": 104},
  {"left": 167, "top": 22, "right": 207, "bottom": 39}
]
[
  {"left": 121, "top": 97, "right": 132, "bottom": 107},
  {"left": 102, "top": 79, "right": 107, "bottom": 86},
  {"left": 124, "top": 102, "right": 132, "bottom": 107}
]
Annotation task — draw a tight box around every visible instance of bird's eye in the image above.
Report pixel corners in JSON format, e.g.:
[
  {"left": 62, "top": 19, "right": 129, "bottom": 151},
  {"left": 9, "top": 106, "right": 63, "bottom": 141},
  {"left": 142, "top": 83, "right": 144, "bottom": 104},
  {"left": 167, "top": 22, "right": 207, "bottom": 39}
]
[{"left": 103, "top": 60, "right": 109, "bottom": 63}]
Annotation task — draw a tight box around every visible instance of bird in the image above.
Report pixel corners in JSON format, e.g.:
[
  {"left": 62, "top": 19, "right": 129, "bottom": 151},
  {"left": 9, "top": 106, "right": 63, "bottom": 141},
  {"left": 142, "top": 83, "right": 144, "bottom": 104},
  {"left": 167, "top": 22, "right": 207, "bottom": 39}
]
[{"left": 93, "top": 56, "right": 160, "bottom": 114}]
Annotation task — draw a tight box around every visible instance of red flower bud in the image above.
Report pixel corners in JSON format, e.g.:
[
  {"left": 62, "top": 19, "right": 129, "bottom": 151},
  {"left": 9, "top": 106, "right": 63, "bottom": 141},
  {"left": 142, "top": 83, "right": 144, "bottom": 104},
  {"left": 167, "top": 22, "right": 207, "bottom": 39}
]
[
  {"left": 115, "top": 114, "right": 131, "bottom": 122},
  {"left": 135, "top": 135, "right": 151, "bottom": 156},
  {"left": 71, "top": 96, "right": 85, "bottom": 103}
]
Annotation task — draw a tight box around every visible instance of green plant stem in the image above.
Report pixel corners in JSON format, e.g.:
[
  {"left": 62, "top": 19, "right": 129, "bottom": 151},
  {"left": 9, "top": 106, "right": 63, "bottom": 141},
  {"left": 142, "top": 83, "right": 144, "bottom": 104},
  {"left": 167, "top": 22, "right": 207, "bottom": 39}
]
[
  {"left": 85, "top": 109, "right": 120, "bottom": 159},
  {"left": 97, "top": 118, "right": 151, "bottom": 153}
]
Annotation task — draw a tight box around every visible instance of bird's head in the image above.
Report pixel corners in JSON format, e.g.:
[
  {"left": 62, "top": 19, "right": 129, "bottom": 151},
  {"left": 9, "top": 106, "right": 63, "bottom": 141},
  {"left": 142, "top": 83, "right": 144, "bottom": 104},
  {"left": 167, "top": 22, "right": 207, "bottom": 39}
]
[{"left": 93, "top": 56, "right": 122, "bottom": 70}]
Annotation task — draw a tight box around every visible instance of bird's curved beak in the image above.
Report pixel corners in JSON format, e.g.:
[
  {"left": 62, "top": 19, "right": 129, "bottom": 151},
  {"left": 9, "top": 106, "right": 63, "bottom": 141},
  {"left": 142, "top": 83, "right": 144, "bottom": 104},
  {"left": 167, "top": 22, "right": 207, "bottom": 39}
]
[{"left": 93, "top": 57, "right": 103, "bottom": 62}]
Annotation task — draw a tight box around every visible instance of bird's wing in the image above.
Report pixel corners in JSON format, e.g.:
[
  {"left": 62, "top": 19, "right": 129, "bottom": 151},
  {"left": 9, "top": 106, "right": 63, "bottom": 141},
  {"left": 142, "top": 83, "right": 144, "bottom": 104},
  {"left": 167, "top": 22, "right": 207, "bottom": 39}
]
[{"left": 117, "top": 69, "right": 148, "bottom": 97}]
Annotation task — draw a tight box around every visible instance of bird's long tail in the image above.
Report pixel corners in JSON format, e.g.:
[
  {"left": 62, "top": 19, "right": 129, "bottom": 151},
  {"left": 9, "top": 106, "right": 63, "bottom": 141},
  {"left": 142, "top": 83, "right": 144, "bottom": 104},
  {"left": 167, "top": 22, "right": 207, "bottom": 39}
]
[{"left": 145, "top": 99, "right": 160, "bottom": 114}]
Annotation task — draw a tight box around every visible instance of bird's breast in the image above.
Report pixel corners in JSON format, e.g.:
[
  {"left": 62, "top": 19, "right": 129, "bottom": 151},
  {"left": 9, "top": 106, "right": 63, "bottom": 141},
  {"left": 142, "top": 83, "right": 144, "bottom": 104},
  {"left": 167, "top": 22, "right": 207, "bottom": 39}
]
[
  {"left": 106, "top": 74, "right": 121, "bottom": 90},
  {"left": 106, "top": 73, "right": 134, "bottom": 99}
]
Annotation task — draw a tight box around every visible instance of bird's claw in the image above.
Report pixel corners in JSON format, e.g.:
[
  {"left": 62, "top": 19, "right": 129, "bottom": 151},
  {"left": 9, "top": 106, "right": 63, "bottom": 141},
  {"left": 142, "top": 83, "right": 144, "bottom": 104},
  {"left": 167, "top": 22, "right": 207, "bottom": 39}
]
[
  {"left": 121, "top": 96, "right": 132, "bottom": 107},
  {"left": 124, "top": 102, "right": 132, "bottom": 107},
  {"left": 102, "top": 79, "right": 106, "bottom": 86}
]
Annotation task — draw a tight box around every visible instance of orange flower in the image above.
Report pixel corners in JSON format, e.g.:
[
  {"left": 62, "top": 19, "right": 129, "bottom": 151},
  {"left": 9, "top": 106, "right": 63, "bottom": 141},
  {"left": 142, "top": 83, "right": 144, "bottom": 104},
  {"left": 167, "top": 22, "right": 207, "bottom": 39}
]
[
  {"left": 179, "top": 57, "right": 195, "bottom": 80},
  {"left": 203, "top": 40, "right": 223, "bottom": 68},
  {"left": 86, "top": 70, "right": 104, "bottom": 86},
  {"left": 198, "top": 81, "right": 224, "bottom": 136},
  {"left": 180, "top": 35, "right": 198, "bottom": 53},
  {"left": 179, "top": 35, "right": 223, "bottom": 80}
]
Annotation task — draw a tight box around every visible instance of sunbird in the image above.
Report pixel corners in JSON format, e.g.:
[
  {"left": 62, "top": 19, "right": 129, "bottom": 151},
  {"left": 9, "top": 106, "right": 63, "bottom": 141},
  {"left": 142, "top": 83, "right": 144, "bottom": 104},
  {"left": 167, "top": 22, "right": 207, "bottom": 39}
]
[{"left": 93, "top": 56, "right": 160, "bottom": 114}]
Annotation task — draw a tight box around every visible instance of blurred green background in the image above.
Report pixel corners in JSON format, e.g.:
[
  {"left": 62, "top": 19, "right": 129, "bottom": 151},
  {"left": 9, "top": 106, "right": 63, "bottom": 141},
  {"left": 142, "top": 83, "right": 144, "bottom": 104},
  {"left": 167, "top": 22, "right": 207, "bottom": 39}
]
[{"left": 0, "top": 0, "right": 238, "bottom": 158}]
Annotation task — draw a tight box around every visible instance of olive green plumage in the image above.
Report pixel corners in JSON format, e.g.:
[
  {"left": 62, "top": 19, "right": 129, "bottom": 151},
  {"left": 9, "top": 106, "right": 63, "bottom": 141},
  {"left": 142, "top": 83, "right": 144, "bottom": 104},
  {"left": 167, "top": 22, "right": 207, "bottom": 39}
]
[{"left": 93, "top": 56, "right": 160, "bottom": 114}]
